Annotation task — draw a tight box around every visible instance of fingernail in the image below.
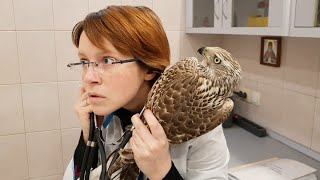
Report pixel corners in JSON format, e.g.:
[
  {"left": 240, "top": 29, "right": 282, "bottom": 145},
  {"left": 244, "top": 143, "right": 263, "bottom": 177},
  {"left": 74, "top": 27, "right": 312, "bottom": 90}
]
[{"left": 131, "top": 114, "right": 138, "bottom": 122}]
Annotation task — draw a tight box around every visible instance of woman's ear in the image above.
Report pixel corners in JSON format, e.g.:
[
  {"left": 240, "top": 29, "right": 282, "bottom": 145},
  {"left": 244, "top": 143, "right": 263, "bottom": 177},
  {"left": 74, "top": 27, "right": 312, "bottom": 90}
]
[{"left": 144, "top": 70, "right": 157, "bottom": 81}]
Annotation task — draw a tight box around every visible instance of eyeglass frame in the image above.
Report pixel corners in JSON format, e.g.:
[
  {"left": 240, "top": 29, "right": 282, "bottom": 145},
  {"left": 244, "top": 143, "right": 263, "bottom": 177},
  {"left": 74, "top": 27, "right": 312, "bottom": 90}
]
[
  {"left": 67, "top": 57, "right": 163, "bottom": 76},
  {"left": 66, "top": 57, "right": 142, "bottom": 73},
  {"left": 67, "top": 57, "right": 141, "bottom": 67}
]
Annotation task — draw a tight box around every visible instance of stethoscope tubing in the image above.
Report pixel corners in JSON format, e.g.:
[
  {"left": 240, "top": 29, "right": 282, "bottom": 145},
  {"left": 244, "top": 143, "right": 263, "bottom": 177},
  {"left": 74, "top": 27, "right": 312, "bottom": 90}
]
[{"left": 80, "top": 113, "right": 107, "bottom": 180}]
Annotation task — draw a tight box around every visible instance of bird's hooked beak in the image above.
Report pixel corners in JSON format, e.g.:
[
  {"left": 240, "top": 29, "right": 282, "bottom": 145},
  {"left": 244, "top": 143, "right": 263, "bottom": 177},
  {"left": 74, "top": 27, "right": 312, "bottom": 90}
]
[{"left": 197, "top": 47, "right": 206, "bottom": 55}]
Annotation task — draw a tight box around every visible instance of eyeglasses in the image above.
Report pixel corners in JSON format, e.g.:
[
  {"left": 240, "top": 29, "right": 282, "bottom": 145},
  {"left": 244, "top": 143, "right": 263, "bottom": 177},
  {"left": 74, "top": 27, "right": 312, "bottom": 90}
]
[{"left": 67, "top": 57, "right": 141, "bottom": 74}]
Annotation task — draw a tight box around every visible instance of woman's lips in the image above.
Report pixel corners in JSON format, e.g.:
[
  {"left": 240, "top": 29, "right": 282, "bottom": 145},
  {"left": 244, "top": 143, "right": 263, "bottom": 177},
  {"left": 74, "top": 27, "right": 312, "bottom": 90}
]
[
  {"left": 88, "top": 95, "right": 105, "bottom": 103},
  {"left": 89, "top": 94, "right": 105, "bottom": 103}
]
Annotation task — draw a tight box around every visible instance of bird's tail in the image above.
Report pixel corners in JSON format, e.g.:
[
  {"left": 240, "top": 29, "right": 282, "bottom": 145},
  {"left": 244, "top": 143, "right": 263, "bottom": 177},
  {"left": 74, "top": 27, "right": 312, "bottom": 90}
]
[{"left": 108, "top": 148, "right": 140, "bottom": 180}]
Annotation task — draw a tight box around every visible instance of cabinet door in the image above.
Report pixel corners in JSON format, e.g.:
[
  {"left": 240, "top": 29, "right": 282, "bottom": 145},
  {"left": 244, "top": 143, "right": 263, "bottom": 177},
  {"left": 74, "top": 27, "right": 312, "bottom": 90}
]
[
  {"left": 222, "top": 0, "right": 290, "bottom": 35},
  {"left": 186, "top": 0, "right": 222, "bottom": 33},
  {"left": 290, "top": 0, "right": 320, "bottom": 38}
]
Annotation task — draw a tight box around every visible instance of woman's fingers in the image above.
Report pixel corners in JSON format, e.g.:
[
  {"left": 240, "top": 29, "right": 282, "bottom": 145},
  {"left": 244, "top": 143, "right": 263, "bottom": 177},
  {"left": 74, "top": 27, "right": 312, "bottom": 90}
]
[
  {"left": 143, "top": 109, "right": 167, "bottom": 140},
  {"left": 131, "top": 114, "right": 155, "bottom": 143},
  {"left": 79, "top": 86, "right": 89, "bottom": 102}
]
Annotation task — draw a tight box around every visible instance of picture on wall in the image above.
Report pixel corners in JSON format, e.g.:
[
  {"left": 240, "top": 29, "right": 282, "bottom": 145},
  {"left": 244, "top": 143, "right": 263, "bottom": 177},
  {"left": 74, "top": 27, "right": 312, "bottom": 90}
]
[{"left": 260, "top": 36, "right": 281, "bottom": 67}]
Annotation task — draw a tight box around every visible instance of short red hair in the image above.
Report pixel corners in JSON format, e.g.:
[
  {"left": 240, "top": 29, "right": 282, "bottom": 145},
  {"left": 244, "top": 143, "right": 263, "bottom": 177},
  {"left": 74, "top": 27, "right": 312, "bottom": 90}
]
[{"left": 72, "top": 6, "right": 170, "bottom": 72}]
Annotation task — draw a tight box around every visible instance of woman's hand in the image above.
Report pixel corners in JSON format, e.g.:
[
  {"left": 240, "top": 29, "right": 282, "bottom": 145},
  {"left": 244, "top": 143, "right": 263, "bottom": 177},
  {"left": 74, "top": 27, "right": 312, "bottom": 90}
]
[
  {"left": 130, "top": 109, "right": 172, "bottom": 180},
  {"left": 74, "top": 86, "right": 104, "bottom": 143}
]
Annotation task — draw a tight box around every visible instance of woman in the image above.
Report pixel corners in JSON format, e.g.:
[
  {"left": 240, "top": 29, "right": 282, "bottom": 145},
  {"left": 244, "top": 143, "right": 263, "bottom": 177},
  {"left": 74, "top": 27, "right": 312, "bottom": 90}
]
[{"left": 64, "top": 6, "right": 230, "bottom": 180}]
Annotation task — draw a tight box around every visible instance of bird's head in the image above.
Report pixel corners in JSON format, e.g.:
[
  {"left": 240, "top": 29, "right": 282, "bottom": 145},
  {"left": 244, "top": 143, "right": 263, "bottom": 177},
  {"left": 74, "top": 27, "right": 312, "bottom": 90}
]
[{"left": 198, "top": 47, "right": 241, "bottom": 81}]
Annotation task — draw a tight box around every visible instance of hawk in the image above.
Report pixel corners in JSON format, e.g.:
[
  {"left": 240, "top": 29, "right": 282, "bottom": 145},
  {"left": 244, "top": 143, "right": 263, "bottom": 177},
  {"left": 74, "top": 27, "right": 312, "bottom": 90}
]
[{"left": 108, "top": 47, "right": 242, "bottom": 179}]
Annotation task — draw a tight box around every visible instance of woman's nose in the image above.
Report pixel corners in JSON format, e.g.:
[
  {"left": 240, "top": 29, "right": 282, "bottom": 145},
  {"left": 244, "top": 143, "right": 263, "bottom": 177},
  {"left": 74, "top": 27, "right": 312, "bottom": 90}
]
[{"left": 82, "top": 66, "right": 101, "bottom": 84}]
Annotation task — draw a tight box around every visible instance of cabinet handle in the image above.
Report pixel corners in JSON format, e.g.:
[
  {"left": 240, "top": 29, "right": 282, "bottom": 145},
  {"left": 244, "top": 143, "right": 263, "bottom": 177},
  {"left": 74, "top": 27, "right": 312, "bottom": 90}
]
[
  {"left": 222, "top": 0, "right": 228, "bottom": 19},
  {"left": 214, "top": 0, "right": 220, "bottom": 20}
]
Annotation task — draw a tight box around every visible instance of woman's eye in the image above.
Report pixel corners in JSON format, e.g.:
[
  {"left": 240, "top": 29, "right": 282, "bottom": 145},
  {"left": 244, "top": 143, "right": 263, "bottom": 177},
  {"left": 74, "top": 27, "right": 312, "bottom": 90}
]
[
  {"left": 103, "top": 57, "right": 115, "bottom": 64},
  {"left": 214, "top": 58, "right": 221, "bottom": 64}
]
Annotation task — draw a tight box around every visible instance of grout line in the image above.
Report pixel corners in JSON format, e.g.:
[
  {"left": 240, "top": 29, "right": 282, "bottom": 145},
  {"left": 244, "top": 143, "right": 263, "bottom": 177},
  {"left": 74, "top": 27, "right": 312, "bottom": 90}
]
[
  {"left": 0, "top": 129, "right": 62, "bottom": 137},
  {"left": 0, "top": 128, "right": 81, "bottom": 137},
  {"left": 10, "top": 0, "right": 17, "bottom": 30},
  {"left": 0, "top": 30, "right": 74, "bottom": 32},
  {"left": 51, "top": 0, "right": 55, "bottom": 31},
  {"left": 11, "top": 0, "right": 30, "bottom": 178},
  {"left": 87, "top": 0, "right": 90, "bottom": 14},
  {"left": 0, "top": 80, "right": 80, "bottom": 86}
]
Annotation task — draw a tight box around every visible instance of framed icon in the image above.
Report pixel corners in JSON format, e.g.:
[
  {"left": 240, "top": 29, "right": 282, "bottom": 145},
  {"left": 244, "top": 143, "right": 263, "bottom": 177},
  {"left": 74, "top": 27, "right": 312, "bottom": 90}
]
[{"left": 260, "top": 36, "right": 281, "bottom": 67}]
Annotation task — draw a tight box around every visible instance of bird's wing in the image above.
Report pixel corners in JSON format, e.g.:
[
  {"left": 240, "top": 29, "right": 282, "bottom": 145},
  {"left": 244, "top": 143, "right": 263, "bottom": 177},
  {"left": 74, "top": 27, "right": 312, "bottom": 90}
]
[{"left": 146, "top": 58, "right": 233, "bottom": 144}]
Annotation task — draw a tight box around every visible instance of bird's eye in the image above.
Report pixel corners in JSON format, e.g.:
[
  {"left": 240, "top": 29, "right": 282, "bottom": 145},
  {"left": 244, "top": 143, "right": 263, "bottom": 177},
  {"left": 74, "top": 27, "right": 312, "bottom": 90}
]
[{"left": 214, "top": 57, "right": 221, "bottom": 64}]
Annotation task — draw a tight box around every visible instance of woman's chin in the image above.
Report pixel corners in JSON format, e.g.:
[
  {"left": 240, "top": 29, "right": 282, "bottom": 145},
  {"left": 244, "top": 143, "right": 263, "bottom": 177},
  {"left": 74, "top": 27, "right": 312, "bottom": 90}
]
[{"left": 92, "top": 106, "right": 116, "bottom": 116}]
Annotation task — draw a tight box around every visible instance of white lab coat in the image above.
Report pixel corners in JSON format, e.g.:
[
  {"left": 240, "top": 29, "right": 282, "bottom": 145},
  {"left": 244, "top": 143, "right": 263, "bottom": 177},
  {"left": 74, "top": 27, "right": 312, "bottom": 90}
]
[{"left": 63, "top": 114, "right": 230, "bottom": 180}]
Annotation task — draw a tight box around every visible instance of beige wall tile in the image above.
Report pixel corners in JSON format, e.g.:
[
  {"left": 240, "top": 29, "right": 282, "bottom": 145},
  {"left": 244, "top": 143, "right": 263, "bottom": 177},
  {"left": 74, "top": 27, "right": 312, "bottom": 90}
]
[
  {"left": 121, "top": 0, "right": 152, "bottom": 8},
  {"left": 166, "top": 31, "right": 181, "bottom": 64},
  {"left": 89, "top": 0, "right": 121, "bottom": 12},
  {"left": 61, "top": 128, "right": 81, "bottom": 170},
  {"left": 238, "top": 77, "right": 259, "bottom": 90},
  {"left": 255, "top": 82, "right": 284, "bottom": 130},
  {"left": 22, "top": 83, "right": 60, "bottom": 132},
  {"left": 311, "top": 98, "right": 320, "bottom": 152},
  {"left": 58, "top": 82, "right": 81, "bottom": 129},
  {"left": 254, "top": 65, "right": 285, "bottom": 89},
  {"left": 0, "top": 0, "right": 15, "bottom": 30},
  {"left": 0, "top": 32, "right": 20, "bottom": 84},
  {"left": 13, "top": 0, "right": 54, "bottom": 30},
  {"left": 53, "top": 0, "right": 88, "bottom": 30},
  {"left": 0, "top": 134, "right": 29, "bottom": 180},
  {"left": 30, "top": 174, "right": 63, "bottom": 180},
  {"left": 153, "top": 0, "right": 183, "bottom": 31},
  {"left": 317, "top": 69, "right": 320, "bottom": 98},
  {"left": 221, "top": 35, "right": 261, "bottom": 60},
  {"left": 281, "top": 89, "right": 316, "bottom": 147},
  {"left": 180, "top": 0, "right": 186, "bottom": 31},
  {"left": 17, "top": 32, "right": 57, "bottom": 83},
  {"left": 0, "top": 85, "right": 24, "bottom": 135},
  {"left": 26, "top": 130, "right": 63, "bottom": 178},
  {"left": 284, "top": 38, "right": 320, "bottom": 96},
  {"left": 180, "top": 32, "right": 222, "bottom": 60},
  {"left": 55, "top": 31, "right": 81, "bottom": 81},
  {"left": 233, "top": 57, "right": 259, "bottom": 82}
]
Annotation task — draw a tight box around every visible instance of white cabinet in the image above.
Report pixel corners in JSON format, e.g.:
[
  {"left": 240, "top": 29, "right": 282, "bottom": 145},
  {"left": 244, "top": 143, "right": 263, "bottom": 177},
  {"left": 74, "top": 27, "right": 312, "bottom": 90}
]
[
  {"left": 186, "top": 0, "right": 291, "bottom": 36},
  {"left": 289, "top": 0, "right": 320, "bottom": 38}
]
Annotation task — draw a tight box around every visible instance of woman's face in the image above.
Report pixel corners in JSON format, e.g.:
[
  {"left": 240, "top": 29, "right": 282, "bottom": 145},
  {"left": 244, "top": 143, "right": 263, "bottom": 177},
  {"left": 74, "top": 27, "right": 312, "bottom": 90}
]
[{"left": 78, "top": 31, "right": 151, "bottom": 115}]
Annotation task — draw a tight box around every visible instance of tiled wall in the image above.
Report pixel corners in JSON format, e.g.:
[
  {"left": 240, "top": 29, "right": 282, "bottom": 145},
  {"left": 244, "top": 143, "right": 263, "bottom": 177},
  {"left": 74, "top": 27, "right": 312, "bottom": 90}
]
[
  {"left": 221, "top": 35, "right": 320, "bottom": 154},
  {"left": 0, "top": 0, "right": 222, "bottom": 179}
]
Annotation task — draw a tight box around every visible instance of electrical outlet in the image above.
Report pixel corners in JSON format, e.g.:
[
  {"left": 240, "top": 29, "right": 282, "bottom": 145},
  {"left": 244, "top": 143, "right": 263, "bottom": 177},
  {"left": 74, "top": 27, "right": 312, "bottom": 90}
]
[
  {"left": 238, "top": 87, "right": 260, "bottom": 106},
  {"left": 251, "top": 90, "right": 260, "bottom": 106}
]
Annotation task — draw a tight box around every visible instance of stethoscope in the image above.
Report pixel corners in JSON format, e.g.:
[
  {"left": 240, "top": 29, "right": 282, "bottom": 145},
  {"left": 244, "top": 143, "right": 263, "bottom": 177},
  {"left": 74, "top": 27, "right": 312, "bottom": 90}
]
[
  {"left": 80, "top": 113, "right": 107, "bottom": 180},
  {"left": 80, "top": 106, "right": 146, "bottom": 180}
]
